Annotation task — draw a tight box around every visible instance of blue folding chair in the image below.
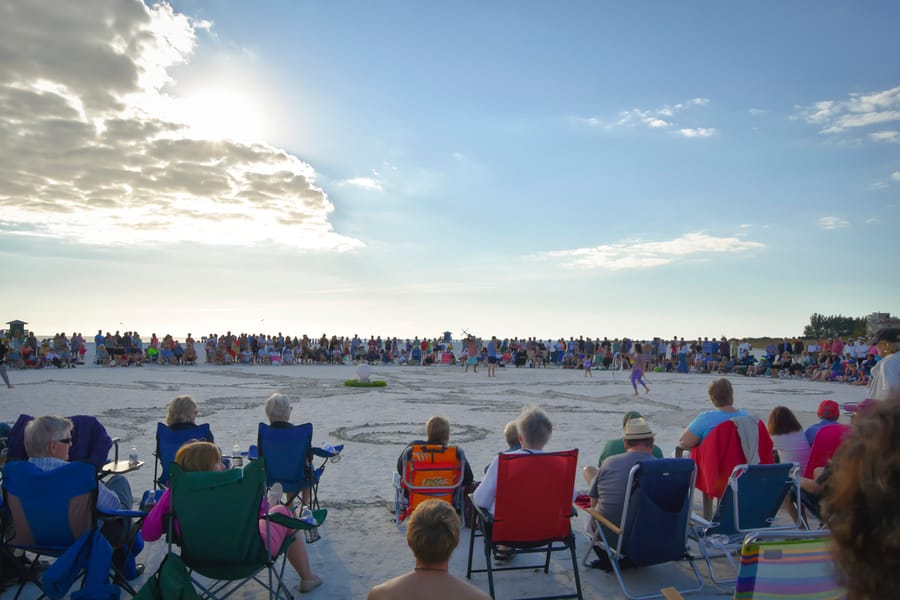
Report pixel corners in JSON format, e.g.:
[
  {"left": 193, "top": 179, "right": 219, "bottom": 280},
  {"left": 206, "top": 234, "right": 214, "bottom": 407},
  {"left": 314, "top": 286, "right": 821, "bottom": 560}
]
[
  {"left": 2, "top": 461, "right": 144, "bottom": 599},
  {"left": 7, "top": 414, "right": 118, "bottom": 474},
  {"left": 582, "top": 458, "right": 702, "bottom": 600},
  {"left": 256, "top": 422, "right": 342, "bottom": 509},
  {"left": 690, "top": 462, "right": 801, "bottom": 584},
  {"left": 153, "top": 422, "right": 213, "bottom": 489}
]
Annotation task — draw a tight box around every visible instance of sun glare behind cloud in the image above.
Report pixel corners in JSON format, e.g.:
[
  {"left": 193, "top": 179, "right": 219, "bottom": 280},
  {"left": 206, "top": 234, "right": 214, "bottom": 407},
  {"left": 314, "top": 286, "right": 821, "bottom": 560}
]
[{"left": 175, "top": 87, "right": 270, "bottom": 143}]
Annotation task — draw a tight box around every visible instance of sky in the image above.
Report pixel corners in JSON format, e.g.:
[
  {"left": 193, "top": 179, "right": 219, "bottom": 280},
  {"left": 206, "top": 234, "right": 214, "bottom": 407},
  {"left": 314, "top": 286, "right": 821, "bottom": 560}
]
[{"left": 1, "top": 0, "right": 898, "bottom": 341}]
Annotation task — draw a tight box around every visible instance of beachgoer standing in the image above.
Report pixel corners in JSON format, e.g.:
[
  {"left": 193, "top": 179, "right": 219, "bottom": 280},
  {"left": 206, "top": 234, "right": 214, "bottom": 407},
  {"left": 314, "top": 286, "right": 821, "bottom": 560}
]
[
  {"left": 487, "top": 336, "right": 498, "bottom": 378},
  {"left": 630, "top": 342, "right": 650, "bottom": 396},
  {"left": 0, "top": 337, "right": 13, "bottom": 390}
]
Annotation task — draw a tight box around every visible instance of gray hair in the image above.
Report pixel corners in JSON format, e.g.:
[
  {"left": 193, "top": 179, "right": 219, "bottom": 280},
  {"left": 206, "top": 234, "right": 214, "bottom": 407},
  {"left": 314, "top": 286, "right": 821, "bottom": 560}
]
[
  {"left": 24, "top": 415, "right": 72, "bottom": 458},
  {"left": 516, "top": 405, "right": 552, "bottom": 450},
  {"left": 264, "top": 393, "right": 292, "bottom": 423}
]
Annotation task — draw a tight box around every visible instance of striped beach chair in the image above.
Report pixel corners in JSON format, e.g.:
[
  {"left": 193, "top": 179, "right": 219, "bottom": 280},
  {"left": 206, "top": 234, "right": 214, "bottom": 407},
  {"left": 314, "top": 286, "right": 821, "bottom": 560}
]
[{"left": 734, "top": 531, "right": 846, "bottom": 599}]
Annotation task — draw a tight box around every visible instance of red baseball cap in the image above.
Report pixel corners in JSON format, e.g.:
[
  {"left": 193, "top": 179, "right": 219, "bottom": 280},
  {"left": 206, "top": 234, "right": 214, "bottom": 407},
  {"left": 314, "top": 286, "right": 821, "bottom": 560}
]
[{"left": 817, "top": 400, "right": 840, "bottom": 420}]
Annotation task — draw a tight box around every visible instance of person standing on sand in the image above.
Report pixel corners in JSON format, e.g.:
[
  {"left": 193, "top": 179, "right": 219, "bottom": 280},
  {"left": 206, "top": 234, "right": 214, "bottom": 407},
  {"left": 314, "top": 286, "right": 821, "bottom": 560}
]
[
  {"left": 486, "top": 336, "right": 498, "bottom": 378},
  {"left": 630, "top": 342, "right": 650, "bottom": 396},
  {"left": 0, "top": 337, "right": 13, "bottom": 390},
  {"left": 367, "top": 499, "right": 490, "bottom": 600}
]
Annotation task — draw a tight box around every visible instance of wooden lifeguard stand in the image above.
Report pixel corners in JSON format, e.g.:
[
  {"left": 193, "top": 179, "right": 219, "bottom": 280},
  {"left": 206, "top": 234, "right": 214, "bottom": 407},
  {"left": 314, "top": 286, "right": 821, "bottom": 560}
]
[{"left": 4, "top": 320, "right": 27, "bottom": 338}]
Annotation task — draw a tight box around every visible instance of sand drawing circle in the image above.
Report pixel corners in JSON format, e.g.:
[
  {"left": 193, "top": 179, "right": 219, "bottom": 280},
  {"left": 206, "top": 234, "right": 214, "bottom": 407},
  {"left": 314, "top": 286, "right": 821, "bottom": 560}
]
[{"left": 332, "top": 422, "right": 491, "bottom": 445}]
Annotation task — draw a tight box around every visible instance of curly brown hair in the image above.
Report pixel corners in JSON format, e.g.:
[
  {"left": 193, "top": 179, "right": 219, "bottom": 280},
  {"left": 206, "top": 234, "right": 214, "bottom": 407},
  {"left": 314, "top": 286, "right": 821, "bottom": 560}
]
[{"left": 822, "top": 396, "right": 900, "bottom": 599}]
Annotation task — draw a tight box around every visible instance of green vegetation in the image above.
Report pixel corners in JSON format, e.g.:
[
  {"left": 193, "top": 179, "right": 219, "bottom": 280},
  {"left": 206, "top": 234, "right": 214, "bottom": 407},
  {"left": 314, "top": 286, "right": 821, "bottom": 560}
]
[
  {"left": 344, "top": 379, "right": 387, "bottom": 388},
  {"left": 803, "top": 313, "right": 867, "bottom": 339}
]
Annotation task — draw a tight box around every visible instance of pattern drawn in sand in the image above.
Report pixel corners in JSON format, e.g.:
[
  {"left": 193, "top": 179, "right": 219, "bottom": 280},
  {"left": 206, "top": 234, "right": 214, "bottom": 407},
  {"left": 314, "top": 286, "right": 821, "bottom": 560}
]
[{"left": 333, "top": 422, "right": 492, "bottom": 445}]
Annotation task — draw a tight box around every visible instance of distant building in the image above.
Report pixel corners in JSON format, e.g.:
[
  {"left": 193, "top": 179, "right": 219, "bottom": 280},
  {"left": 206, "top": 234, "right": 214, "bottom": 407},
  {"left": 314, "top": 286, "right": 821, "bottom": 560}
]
[{"left": 867, "top": 312, "right": 900, "bottom": 337}]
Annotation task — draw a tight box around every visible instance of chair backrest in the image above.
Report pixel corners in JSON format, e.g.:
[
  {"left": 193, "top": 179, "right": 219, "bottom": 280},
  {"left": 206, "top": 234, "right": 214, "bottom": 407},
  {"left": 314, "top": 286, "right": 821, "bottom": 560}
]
[
  {"left": 710, "top": 463, "right": 796, "bottom": 536},
  {"left": 168, "top": 458, "right": 268, "bottom": 580},
  {"left": 155, "top": 422, "right": 214, "bottom": 487},
  {"left": 401, "top": 443, "right": 465, "bottom": 512},
  {"left": 693, "top": 418, "right": 774, "bottom": 500},
  {"left": 803, "top": 424, "right": 850, "bottom": 479},
  {"left": 2, "top": 460, "right": 97, "bottom": 548},
  {"left": 7, "top": 414, "right": 113, "bottom": 472},
  {"left": 734, "top": 531, "right": 846, "bottom": 599},
  {"left": 492, "top": 450, "right": 578, "bottom": 544},
  {"left": 257, "top": 422, "right": 313, "bottom": 494},
  {"left": 618, "top": 458, "right": 696, "bottom": 566}
]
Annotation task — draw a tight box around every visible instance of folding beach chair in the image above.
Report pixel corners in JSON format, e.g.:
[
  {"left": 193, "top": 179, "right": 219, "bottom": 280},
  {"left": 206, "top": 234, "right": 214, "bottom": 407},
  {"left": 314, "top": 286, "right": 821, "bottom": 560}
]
[
  {"left": 153, "top": 422, "right": 213, "bottom": 489},
  {"left": 7, "top": 414, "right": 118, "bottom": 474},
  {"left": 466, "top": 450, "right": 583, "bottom": 600},
  {"left": 581, "top": 458, "right": 702, "bottom": 600},
  {"left": 803, "top": 424, "right": 850, "bottom": 479},
  {"left": 394, "top": 443, "right": 466, "bottom": 524},
  {"left": 2, "top": 460, "right": 144, "bottom": 599},
  {"left": 691, "top": 463, "right": 801, "bottom": 585},
  {"left": 691, "top": 418, "right": 774, "bottom": 520},
  {"left": 256, "top": 422, "right": 342, "bottom": 509},
  {"left": 167, "top": 458, "right": 325, "bottom": 600},
  {"left": 734, "top": 530, "right": 845, "bottom": 599}
]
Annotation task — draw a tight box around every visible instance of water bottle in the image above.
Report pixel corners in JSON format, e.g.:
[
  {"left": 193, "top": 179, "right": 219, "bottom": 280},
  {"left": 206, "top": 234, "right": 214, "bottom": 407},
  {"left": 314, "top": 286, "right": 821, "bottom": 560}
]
[
  {"left": 128, "top": 445, "right": 139, "bottom": 467},
  {"left": 232, "top": 443, "right": 243, "bottom": 468},
  {"left": 299, "top": 505, "right": 316, "bottom": 525}
]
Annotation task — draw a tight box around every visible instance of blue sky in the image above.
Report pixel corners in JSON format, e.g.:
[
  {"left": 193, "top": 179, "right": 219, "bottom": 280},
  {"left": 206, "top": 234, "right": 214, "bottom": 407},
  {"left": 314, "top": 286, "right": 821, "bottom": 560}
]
[{"left": 1, "top": 1, "right": 897, "bottom": 340}]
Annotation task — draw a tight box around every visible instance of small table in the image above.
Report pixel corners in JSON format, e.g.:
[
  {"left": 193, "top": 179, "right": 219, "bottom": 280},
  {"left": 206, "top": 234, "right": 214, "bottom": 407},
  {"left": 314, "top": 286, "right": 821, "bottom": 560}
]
[{"left": 102, "top": 459, "right": 144, "bottom": 476}]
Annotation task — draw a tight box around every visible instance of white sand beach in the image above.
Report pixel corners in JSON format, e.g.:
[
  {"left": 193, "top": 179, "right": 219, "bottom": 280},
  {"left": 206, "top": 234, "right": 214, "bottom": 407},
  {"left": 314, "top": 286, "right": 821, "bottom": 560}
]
[{"left": 1, "top": 362, "right": 864, "bottom": 599}]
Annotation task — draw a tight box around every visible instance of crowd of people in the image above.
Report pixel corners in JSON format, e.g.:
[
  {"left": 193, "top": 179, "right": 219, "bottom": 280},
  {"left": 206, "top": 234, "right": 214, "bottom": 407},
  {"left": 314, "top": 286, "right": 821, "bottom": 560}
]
[{"left": 7, "top": 330, "right": 900, "bottom": 598}]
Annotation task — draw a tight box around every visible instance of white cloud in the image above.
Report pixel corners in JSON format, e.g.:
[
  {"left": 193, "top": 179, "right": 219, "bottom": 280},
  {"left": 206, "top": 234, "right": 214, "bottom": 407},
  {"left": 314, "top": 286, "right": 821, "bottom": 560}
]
[
  {"left": 892, "top": 171, "right": 900, "bottom": 181},
  {"left": 677, "top": 127, "right": 717, "bottom": 138},
  {"left": 867, "top": 181, "right": 889, "bottom": 191},
  {"left": 818, "top": 216, "right": 850, "bottom": 230},
  {"left": 870, "top": 130, "right": 900, "bottom": 143},
  {"left": 0, "top": 0, "right": 362, "bottom": 252},
  {"left": 340, "top": 177, "right": 384, "bottom": 191},
  {"left": 583, "top": 97, "right": 713, "bottom": 133},
  {"left": 797, "top": 86, "right": 900, "bottom": 134},
  {"left": 543, "top": 232, "right": 763, "bottom": 271},
  {"left": 748, "top": 108, "right": 768, "bottom": 116}
]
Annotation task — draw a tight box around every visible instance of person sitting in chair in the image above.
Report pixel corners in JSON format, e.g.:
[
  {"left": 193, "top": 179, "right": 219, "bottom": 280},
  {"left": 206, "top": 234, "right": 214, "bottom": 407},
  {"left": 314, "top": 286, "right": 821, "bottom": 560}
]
[
  {"left": 25, "top": 415, "right": 143, "bottom": 575},
  {"left": 165, "top": 395, "right": 214, "bottom": 440},
  {"left": 675, "top": 378, "right": 748, "bottom": 457},
  {"left": 142, "top": 441, "right": 323, "bottom": 594},
  {"left": 396, "top": 416, "right": 474, "bottom": 492},
  {"left": 582, "top": 418, "right": 660, "bottom": 566},
  {"left": 263, "top": 392, "right": 313, "bottom": 505},
  {"left": 367, "top": 499, "right": 490, "bottom": 600}
]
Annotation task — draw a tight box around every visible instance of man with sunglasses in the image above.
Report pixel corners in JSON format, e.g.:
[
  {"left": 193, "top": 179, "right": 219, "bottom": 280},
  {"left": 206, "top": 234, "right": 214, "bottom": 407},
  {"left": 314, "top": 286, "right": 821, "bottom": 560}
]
[{"left": 24, "top": 416, "right": 133, "bottom": 516}]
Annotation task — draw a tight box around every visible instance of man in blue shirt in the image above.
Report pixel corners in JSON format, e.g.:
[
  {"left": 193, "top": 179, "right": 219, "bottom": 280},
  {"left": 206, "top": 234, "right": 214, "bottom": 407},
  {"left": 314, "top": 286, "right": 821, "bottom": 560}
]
[{"left": 805, "top": 400, "right": 840, "bottom": 445}]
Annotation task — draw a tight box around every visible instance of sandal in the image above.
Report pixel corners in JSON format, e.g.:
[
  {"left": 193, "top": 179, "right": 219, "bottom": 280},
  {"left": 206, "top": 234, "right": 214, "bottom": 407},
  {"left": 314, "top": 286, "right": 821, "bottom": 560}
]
[{"left": 492, "top": 547, "right": 514, "bottom": 561}]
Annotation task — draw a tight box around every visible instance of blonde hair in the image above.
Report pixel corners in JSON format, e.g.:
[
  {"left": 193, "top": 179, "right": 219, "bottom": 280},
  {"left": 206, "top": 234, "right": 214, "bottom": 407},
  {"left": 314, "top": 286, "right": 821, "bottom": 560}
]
[
  {"left": 425, "top": 416, "right": 450, "bottom": 443},
  {"left": 174, "top": 441, "right": 221, "bottom": 472},
  {"left": 406, "top": 499, "right": 460, "bottom": 564},
  {"left": 166, "top": 395, "right": 198, "bottom": 426},
  {"left": 503, "top": 420, "right": 519, "bottom": 448}
]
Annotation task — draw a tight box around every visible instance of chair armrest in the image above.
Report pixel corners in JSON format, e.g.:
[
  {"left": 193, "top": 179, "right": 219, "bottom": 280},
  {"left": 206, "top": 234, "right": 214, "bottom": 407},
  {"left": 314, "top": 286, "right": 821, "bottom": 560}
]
[
  {"left": 580, "top": 506, "right": 621, "bottom": 536},
  {"left": 689, "top": 513, "right": 714, "bottom": 529},
  {"left": 467, "top": 493, "right": 493, "bottom": 525},
  {"left": 267, "top": 508, "right": 327, "bottom": 530},
  {"left": 100, "top": 508, "right": 146, "bottom": 519}
]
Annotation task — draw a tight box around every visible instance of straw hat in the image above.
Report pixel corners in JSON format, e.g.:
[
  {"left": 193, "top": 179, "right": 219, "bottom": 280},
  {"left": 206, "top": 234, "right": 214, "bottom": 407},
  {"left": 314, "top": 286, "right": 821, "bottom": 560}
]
[{"left": 623, "top": 418, "right": 654, "bottom": 440}]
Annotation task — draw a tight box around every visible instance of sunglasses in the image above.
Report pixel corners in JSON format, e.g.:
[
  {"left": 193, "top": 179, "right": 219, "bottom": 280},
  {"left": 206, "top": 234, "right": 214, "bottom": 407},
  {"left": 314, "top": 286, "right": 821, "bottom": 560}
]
[{"left": 55, "top": 437, "right": 73, "bottom": 445}]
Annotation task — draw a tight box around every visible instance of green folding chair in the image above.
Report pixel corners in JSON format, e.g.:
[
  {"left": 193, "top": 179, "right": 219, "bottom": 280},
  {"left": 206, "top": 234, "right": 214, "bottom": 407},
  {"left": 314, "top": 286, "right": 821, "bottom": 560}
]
[{"left": 167, "top": 458, "right": 325, "bottom": 599}]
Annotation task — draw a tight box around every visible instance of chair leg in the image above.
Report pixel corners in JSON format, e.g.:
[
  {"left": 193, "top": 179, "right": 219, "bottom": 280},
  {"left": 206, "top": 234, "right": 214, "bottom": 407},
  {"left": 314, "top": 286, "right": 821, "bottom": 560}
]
[
  {"left": 568, "top": 536, "right": 585, "bottom": 600},
  {"left": 466, "top": 521, "right": 476, "bottom": 578}
]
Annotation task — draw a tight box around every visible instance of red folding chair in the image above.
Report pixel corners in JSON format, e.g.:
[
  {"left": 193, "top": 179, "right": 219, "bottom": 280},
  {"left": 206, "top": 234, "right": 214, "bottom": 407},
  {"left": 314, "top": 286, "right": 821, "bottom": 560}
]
[{"left": 466, "top": 450, "right": 583, "bottom": 600}]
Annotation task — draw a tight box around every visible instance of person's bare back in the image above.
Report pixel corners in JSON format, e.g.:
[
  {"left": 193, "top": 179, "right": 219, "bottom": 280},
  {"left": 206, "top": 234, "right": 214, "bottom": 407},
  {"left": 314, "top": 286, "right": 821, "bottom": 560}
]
[{"left": 367, "top": 571, "right": 490, "bottom": 600}]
